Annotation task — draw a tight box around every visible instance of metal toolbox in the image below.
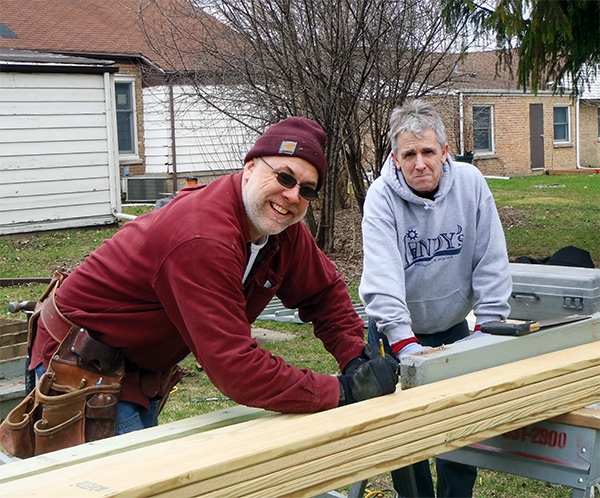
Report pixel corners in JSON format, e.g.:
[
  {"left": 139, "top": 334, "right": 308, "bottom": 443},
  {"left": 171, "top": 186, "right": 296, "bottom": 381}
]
[{"left": 509, "top": 263, "right": 600, "bottom": 320}]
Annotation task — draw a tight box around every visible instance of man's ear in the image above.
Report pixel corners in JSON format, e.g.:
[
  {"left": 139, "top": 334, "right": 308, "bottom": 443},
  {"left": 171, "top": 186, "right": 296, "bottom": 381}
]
[
  {"left": 441, "top": 143, "right": 449, "bottom": 162},
  {"left": 391, "top": 151, "right": 401, "bottom": 170},
  {"left": 242, "top": 158, "right": 256, "bottom": 180}
]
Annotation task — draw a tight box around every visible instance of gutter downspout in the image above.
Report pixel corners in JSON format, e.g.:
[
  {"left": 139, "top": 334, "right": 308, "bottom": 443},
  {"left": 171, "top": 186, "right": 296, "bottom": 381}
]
[
  {"left": 576, "top": 96, "right": 581, "bottom": 169},
  {"left": 104, "top": 71, "right": 122, "bottom": 221},
  {"left": 459, "top": 92, "right": 465, "bottom": 154},
  {"left": 575, "top": 95, "right": 598, "bottom": 171},
  {"left": 169, "top": 83, "right": 178, "bottom": 193},
  {"left": 112, "top": 211, "right": 137, "bottom": 221}
]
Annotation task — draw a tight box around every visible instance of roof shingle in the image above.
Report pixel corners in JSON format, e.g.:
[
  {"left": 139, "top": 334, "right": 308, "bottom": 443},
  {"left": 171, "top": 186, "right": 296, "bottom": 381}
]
[{"left": 0, "top": 0, "right": 237, "bottom": 71}]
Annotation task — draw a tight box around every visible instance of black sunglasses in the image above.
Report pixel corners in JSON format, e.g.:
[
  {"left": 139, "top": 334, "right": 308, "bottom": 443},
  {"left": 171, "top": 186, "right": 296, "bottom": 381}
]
[{"left": 259, "top": 157, "right": 319, "bottom": 201}]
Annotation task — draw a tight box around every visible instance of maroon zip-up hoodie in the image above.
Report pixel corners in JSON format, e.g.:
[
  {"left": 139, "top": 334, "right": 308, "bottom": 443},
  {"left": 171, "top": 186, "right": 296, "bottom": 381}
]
[{"left": 31, "top": 172, "right": 365, "bottom": 412}]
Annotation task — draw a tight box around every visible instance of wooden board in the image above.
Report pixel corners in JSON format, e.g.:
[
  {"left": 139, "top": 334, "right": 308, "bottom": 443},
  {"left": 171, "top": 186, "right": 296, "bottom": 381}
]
[
  {"left": 0, "top": 319, "right": 27, "bottom": 338},
  {"left": 0, "top": 343, "right": 27, "bottom": 361},
  {"left": 1, "top": 341, "right": 599, "bottom": 497},
  {"left": 0, "top": 405, "right": 273, "bottom": 483},
  {"left": 0, "top": 319, "right": 28, "bottom": 420},
  {"left": 0, "top": 330, "right": 28, "bottom": 347},
  {"left": 550, "top": 407, "right": 600, "bottom": 430}
]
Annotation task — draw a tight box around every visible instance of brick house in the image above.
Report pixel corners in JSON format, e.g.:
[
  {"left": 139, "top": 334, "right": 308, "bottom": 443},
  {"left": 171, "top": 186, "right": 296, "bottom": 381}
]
[
  {"left": 436, "top": 50, "right": 600, "bottom": 176},
  {"left": 1, "top": 0, "right": 597, "bottom": 221}
]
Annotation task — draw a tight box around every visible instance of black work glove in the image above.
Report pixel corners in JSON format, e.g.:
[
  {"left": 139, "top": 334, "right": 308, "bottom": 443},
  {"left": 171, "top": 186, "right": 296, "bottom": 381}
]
[
  {"left": 343, "top": 343, "right": 398, "bottom": 375},
  {"left": 338, "top": 344, "right": 399, "bottom": 406}
]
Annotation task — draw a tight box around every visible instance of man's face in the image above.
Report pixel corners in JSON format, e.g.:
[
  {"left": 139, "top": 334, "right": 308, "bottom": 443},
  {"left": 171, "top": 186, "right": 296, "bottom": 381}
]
[
  {"left": 391, "top": 129, "right": 448, "bottom": 194},
  {"left": 242, "top": 156, "right": 318, "bottom": 241}
]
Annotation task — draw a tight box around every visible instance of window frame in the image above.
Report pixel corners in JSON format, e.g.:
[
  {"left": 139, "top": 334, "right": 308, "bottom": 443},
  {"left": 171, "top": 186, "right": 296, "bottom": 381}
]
[
  {"left": 553, "top": 105, "right": 571, "bottom": 144},
  {"left": 472, "top": 104, "right": 494, "bottom": 154},
  {"left": 114, "top": 77, "right": 139, "bottom": 161}
]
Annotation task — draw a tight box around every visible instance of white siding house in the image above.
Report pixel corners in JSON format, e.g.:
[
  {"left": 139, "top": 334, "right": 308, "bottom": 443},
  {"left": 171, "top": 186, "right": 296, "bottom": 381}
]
[
  {"left": 0, "top": 50, "right": 121, "bottom": 235},
  {"left": 142, "top": 85, "right": 257, "bottom": 182}
]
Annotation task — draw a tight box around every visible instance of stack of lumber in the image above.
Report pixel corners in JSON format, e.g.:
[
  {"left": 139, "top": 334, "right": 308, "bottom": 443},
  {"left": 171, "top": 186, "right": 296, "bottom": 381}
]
[
  {"left": 0, "top": 317, "right": 28, "bottom": 420},
  {"left": 1, "top": 341, "right": 599, "bottom": 497}
]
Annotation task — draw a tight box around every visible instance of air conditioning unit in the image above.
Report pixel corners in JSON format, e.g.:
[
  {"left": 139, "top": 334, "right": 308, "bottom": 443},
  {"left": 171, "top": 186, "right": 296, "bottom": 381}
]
[{"left": 124, "top": 176, "right": 168, "bottom": 202}]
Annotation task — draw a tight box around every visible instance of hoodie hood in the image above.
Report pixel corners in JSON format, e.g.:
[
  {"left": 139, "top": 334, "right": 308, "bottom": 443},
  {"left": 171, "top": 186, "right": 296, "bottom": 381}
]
[
  {"left": 380, "top": 153, "right": 454, "bottom": 208},
  {"left": 360, "top": 152, "right": 512, "bottom": 344}
]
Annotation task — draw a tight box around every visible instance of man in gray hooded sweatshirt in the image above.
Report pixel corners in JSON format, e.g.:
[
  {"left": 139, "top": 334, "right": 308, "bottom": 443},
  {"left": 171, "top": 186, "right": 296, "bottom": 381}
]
[{"left": 359, "top": 99, "right": 512, "bottom": 497}]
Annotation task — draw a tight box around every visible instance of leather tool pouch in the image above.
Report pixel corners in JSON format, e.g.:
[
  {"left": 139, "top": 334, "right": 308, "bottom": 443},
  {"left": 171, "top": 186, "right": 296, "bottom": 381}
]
[{"left": 0, "top": 325, "right": 124, "bottom": 458}]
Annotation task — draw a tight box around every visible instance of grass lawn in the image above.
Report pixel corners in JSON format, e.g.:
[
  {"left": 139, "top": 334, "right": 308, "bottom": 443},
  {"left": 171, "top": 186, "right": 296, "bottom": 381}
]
[
  {"left": 488, "top": 174, "right": 599, "bottom": 266},
  {"left": 0, "top": 173, "right": 598, "bottom": 497}
]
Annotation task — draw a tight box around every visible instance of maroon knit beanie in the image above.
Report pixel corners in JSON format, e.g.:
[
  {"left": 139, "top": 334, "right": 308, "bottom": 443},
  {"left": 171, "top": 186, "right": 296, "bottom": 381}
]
[{"left": 244, "top": 116, "right": 327, "bottom": 191}]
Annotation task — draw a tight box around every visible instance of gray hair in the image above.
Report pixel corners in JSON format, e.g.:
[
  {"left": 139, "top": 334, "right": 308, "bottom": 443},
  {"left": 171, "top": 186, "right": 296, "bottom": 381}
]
[{"left": 389, "top": 99, "right": 447, "bottom": 156}]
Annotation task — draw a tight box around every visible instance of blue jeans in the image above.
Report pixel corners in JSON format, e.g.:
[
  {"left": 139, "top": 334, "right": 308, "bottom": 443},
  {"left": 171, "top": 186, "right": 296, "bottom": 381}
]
[
  {"left": 368, "top": 319, "right": 477, "bottom": 498},
  {"left": 35, "top": 364, "right": 159, "bottom": 436},
  {"left": 115, "top": 400, "right": 160, "bottom": 435}
]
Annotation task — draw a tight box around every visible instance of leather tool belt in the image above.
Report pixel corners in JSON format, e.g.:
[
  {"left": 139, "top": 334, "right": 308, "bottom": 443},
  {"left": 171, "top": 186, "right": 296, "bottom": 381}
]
[{"left": 0, "top": 272, "right": 125, "bottom": 458}]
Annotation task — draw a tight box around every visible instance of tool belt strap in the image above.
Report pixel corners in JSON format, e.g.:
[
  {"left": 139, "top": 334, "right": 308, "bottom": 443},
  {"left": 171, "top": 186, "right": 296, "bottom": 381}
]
[
  {"left": 40, "top": 288, "right": 79, "bottom": 344},
  {"left": 30, "top": 272, "right": 178, "bottom": 406},
  {"left": 35, "top": 273, "right": 122, "bottom": 375},
  {"left": 26, "top": 271, "right": 68, "bottom": 350}
]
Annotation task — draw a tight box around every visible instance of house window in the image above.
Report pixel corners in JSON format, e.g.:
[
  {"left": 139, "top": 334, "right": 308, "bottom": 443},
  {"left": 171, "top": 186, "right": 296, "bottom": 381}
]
[
  {"left": 115, "top": 80, "right": 137, "bottom": 156},
  {"left": 553, "top": 105, "right": 570, "bottom": 143},
  {"left": 472, "top": 105, "right": 493, "bottom": 153}
]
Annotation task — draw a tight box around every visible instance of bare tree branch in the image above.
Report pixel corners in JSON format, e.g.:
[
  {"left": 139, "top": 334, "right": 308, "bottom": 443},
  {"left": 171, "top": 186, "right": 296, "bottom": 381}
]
[{"left": 138, "top": 0, "right": 472, "bottom": 251}]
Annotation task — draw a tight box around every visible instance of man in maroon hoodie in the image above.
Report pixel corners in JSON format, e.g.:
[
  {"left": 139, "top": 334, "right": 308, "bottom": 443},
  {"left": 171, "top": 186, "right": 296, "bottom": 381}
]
[{"left": 28, "top": 117, "right": 398, "bottom": 437}]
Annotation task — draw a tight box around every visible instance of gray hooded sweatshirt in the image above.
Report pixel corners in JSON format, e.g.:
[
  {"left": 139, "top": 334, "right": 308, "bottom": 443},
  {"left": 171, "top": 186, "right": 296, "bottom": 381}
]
[{"left": 359, "top": 155, "right": 511, "bottom": 347}]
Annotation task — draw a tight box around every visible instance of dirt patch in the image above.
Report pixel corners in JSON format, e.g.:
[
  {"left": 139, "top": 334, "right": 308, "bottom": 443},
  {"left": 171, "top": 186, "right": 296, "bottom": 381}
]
[
  {"left": 328, "top": 204, "right": 531, "bottom": 283},
  {"left": 254, "top": 204, "right": 531, "bottom": 340},
  {"left": 496, "top": 206, "right": 530, "bottom": 229},
  {"left": 251, "top": 327, "right": 296, "bottom": 345},
  {"left": 328, "top": 207, "right": 364, "bottom": 283}
]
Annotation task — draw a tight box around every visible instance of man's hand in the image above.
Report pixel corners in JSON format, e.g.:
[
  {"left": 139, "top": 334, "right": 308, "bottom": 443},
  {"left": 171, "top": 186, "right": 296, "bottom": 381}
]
[
  {"left": 398, "top": 342, "right": 431, "bottom": 357},
  {"left": 338, "top": 344, "right": 399, "bottom": 406}
]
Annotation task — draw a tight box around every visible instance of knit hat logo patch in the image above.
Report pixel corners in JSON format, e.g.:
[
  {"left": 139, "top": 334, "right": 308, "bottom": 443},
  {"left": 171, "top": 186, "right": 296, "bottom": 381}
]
[
  {"left": 243, "top": 116, "right": 328, "bottom": 190},
  {"left": 279, "top": 141, "right": 297, "bottom": 155}
]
